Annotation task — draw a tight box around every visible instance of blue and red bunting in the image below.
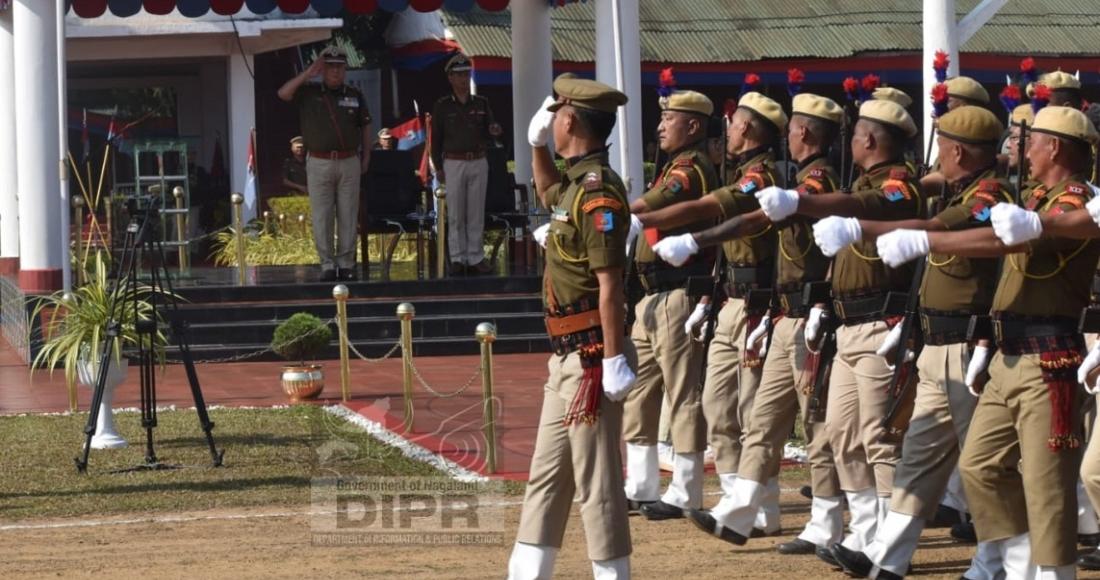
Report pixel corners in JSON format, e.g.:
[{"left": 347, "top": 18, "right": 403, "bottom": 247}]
[{"left": 67, "top": 0, "right": 509, "bottom": 17}]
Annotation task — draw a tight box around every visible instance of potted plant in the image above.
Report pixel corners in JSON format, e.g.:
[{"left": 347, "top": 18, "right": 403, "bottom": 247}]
[
  {"left": 31, "top": 253, "right": 173, "bottom": 449},
  {"left": 272, "top": 312, "right": 333, "bottom": 402}
]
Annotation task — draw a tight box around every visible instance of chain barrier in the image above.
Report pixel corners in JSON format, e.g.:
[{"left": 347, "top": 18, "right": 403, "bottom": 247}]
[
  {"left": 144, "top": 317, "right": 338, "bottom": 365},
  {"left": 347, "top": 340, "right": 402, "bottom": 364},
  {"left": 408, "top": 358, "right": 482, "bottom": 399}
]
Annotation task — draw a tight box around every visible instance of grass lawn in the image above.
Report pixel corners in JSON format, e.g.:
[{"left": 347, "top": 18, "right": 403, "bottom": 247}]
[{"left": 0, "top": 405, "right": 441, "bottom": 521}]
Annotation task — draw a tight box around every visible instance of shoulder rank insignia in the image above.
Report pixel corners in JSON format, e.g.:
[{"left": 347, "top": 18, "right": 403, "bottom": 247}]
[
  {"left": 882, "top": 179, "right": 911, "bottom": 202},
  {"left": 674, "top": 157, "right": 694, "bottom": 167},
  {"left": 971, "top": 203, "right": 991, "bottom": 222},
  {"left": 740, "top": 174, "right": 763, "bottom": 194},
  {"left": 978, "top": 179, "right": 1001, "bottom": 194},
  {"left": 1067, "top": 182, "right": 1087, "bottom": 196},
  {"left": 582, "top": 171, "right": 603, "bottom": 192},
  {"left": 593, "top": 210, "right": 615, "bottom": 232},
  {"left": 809, "top": 168, "right": 826, "bottom": 179},
  {"left": 582, "top": 196, "right": 623, "bottom": 213},
  {"left": 888, "top": 167, "right": 910, "bottom": 180}
]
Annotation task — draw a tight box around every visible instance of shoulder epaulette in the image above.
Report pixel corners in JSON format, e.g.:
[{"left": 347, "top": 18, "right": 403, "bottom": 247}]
[
  {"left": 978, "top": 179, "right": 1001, "bottom": 193},
  {"left": 582, "top": 171, "right": 604, "bottom": 192},
  {"left": 674, "top": 157, "right": 694, "bottom": 167},
  {"left": 1066, "top": 182, "right": 1088, "bottom": 196},
  {"left": 889, "top": 167, "right": 910, "bottom": 180},
  {"left": 809, "top": 167, "right": 826, "bottom": 179}
]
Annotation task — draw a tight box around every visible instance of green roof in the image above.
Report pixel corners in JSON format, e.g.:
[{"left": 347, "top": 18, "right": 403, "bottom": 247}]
[{"left": 444, "top": 0, "right": 1100, "bottom": 63}]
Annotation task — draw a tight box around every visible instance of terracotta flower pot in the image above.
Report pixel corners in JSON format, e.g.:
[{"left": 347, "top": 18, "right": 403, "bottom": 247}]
[{"left": 281, "top": 364, "right": 324, "bottom": 402}]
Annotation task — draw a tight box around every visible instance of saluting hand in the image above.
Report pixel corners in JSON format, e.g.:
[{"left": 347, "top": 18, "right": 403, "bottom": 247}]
[
  {"left": 876, "top": 229, "right": 929, "bottom": 268},
  {"left": 755, "top": 186, "right": 800, "bottom": 222},
  {"left": 305, "top": 56, "right": 325, "bottom": 79},
  {"left": 527, "top": 96, "right": 556, "bottom": 147},
  {"left": 990, "top": 203, "right": 1042, "bottom": 246},
  {"left": 652, "top": 233, "right": 699, "bottom": 267},
  {"left": 813, "top": 216, "right": 863, "bottom": 257}
]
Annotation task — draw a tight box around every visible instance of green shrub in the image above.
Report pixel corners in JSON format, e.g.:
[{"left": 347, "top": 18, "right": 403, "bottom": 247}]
[
  {"left": 267, "top": 196, "right": 313, "bottom": 221},
  {"left": 271, "top": 313, "right": 332, "bottom": 365}
]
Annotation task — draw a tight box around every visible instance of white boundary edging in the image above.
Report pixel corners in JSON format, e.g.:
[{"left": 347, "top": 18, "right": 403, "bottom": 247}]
[{"left": 323, "top": 404, "right": 488, "bottom": 483}]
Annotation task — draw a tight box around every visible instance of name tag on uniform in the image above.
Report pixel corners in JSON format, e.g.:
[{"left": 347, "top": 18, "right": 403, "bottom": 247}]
[
  {"left": 338, "top": 97, "right": 359, "bottom": 108},
  {"left": 551, "top": 206, "right": 570, "bottom": 222}
]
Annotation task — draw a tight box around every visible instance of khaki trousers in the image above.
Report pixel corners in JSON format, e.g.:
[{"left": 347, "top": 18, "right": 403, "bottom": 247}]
[
  {"left": 700, "top": 298, "right": 762, "bottom": 473},
  {"left": 624, "top": 289, "right": 706, "bottom": 453},
  {"left": 306, "top": 155, "right": 361, "bottom": 270},
  {"left": 739, "top": 315, "right": 841, "bottom": 497},
  {"left": 1082, "top": 399, "right": 1100, "bottom": 528},
  {"left": 515, "top": 345, "right": 636, "bottom": 561},
  {"left": 959, "top": 352, "right": 1084, "bottom": 566},
  {"left": 890, "top": 343, "right": 977, "bottom": 519},
  {"left": 826, "top": 320, "right": 900, "bottom": 495},
  {"left": 442, "top": 157, "right": 488, "bottom": 265}
]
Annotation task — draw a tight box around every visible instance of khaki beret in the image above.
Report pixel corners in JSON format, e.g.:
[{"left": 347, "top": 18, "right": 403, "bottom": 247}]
[
  {"left": 936, "top": 106, "right": 1004, "bottom": 145},
  {"left": 548, "top": 76, "right": 628, "bottom": 114},
  {"left": 859, "top": 99, "right": 918, "bottom": 138},
  {"left": 792, "top": 93, "right": 843, "bottom": 125},
  {"left": 1032, "top": 105, "right": 1099, "bottom": 145},
  {"left": 377, "top": 128, "right": 392, "bottom": 140},
  {"left": 944, "top": 76, "right": 989, "bottom": 105},
  {"left": 872, "top": 87, "right": 913, "bottom": 108},
  {"left": 320, "top": 45, "right": 347, "bottom": 65},
  {"left": 289, "top": 136, "right": 304, "bottom": 145},
  {"left": 1011, "top": 104, "right": 1035, "bottom": 127},
  {"left": 661, "top": 90, "right": 714, "bottom": 116},
  {"left": 738, "top": 91, "right": 788, "bottom": 132},
  {"left": 445, "top": 54, "right": 472, "bottom": 73}
]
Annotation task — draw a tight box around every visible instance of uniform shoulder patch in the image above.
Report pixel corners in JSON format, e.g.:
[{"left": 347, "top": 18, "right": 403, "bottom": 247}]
[
  {"left": 592, "top": 209, "right": 615, "bottom": 232},
  {"left": 809, "top": 167, "right": 826, "bottom": 179},
  {"left": 1067, "top": 182, "right": 1088, "bottom": 196},
  {"left": 881, "top": 179, "right": 912, "bottom": 202},
  {"left": 582, "top": 171, "right": 603, "bottom": 192},
  {"left": 973, "top": 191, "right": 999, "bottom": 205},
  {"left": 665, "top": 168, "right": 692, "bottom": 194},
  {"left": 739, "top": 174, "right": 764, "bottom": 194},
  {"left": 978, "top": 179, "right": 1001, "bottom": 193},
  {"left": 581, "top": 196, "right": 623, "bottom": 214},
  {"left": 1058, "top": 194, "right": 1085, "bottom": 210},
  {"left": 889, "top": 167, "right": 910, "bottom": 180},
  {"left": 970, "top": 202, "right": 992, "bottom": 222}
]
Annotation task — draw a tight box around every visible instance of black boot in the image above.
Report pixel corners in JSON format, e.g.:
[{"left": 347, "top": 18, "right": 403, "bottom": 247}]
[
  {"left": 640, "top": 500, "right": 685, "bottom": 520},
  {"left": 685, "top": 508, "right": 748, "bottom": 546},
  {"left": 776, "top": 538, "right": 817, "bottom": 555}
]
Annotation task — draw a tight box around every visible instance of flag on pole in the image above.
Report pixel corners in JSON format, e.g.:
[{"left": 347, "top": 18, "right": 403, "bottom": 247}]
[
  {"left": 419, "top": 113, "right": 433, "bottom": 187},
  {"left": 391, "top": 117, "right": 426, "bottom": 151},
  {"left": 242, "top": 128, "right": 258, "bottom": 222}
]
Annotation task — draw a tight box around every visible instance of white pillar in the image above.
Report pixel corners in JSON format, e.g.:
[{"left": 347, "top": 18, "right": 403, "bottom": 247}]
[
  {"left": 922, "top": 0, "right": 959, "bottom": 162},
  {"left": 227, "top": 53, "right": 257, "bottom": 221},
  {"left": 0, "top": 8, "right": 19, "bottom": 275},
  {"left": 509, "top": 0, "right": 552, "bottom": 203},
  {"left": 13, "top": 0, "right": 63, "bottom": 292},
  {"left": 595, "top": 0, "right": 643, "bottom": 199},
  {"left": 56, "top": 0, "right": 70, "bottom": 291}
]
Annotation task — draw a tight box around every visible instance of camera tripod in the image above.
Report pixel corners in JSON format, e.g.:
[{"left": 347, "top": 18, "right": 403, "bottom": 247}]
[{"left": 75, "top": 197, "right": 224, "bottom": 473}]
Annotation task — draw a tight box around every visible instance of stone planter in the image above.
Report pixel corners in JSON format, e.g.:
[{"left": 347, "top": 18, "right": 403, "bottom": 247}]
[
  {"left": 281, "top": 364, "right": 324, "bottom": 402},
  {"left": 77, "top": 355, "right": 129, "bottom": 449}
]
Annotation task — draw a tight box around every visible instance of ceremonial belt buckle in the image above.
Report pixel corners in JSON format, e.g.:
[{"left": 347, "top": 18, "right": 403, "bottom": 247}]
[
  {"left": 833, "top": 299, "right": 847, "bottom": 322},
  {"left": 779, "top": 292, "right": 792, "bottom": 312},
  {"left": 919, "top": 311, "right": 932, "bottom": 335},
  {"left": 992, "top": 318, "right": 1005, "bottom": 343}
]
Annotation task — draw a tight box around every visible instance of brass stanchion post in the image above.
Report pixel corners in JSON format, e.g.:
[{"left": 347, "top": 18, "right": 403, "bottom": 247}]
[
  {"left": 278, "top": 212, "right": 287, "bottom": 234},
  {"left": 333, "top": 284, "right": 351, "bottom": 402},
  {"left": 231, "top": 193, "right": 246, "bottom": 286},
  {"left": 173, "top": 186, "right": 188, "bottom": 275},
  {"left": 72, "top": 196, "right": 85, "bottom": 287},
  {"left": 298, "top": 214, "right": 307, "bottom": 237},
  {"left": 434, "top": 185, "right": 447, "bottom": 278},
  {"left": 476, "top": 322, "right": 497, "bottom": 474},
  {"left": 262, "top": 210, "right": 271, "bottom": 234},
  {"left": 397, "top": 303, "right": 416, "bottom": 432}
]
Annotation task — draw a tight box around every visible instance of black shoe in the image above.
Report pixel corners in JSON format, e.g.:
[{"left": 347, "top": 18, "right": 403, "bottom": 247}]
[
  {"left": 470, "top": 260, "right": 493, "bottom": 275},
  {"left": 685, "top": 508, "right": 748, "bottom": 545},
  {"left": 449, "top": 262, "right": 466, "bottom": 276},
  {"left": 1081, "top": 533, "right": 1100, "bottom": 547},
  {"left": 800, "top": 485, "right": 813, "bottom": 500},
  {"left": 816, "top": 546, "right": 840, "bottom": 569},
  {"left": 319, "top": 269, "right": 337, "bottom": 282},
  {"left": 640, "top": 500, "right": 685, "bottom": 520},
  {"left": 337, "top": 268, "right": 358, "bottom": 282},
  {"left": 1079, "top": 550, "right": 1100, "bottom": 570},
  {"left": 928, "top": 504, "right": 966, "bottom": 528},
  {"left": 626, "top": 499, "right": 655, "bottom": 515},
  {"left": 750, "top": 527, "right": 779, "bottom": 538},
  {"left": 831, "top": 544, "right": 873, "bottom": 577},
  {"left": 777, "top": 538, "right": 817, "bottom": 555},
  {"left": 950, "top": 521, "right": 977, "bottom": 543}
]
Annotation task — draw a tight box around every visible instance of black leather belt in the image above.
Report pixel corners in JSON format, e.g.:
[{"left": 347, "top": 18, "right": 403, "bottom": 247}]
[
  {"left": 779, "top": 289, "right": 807, "bottom": 318},
  {"left": 723, "top": 263, "right": 770, "bottom": 300},
  {"left": 919, "top": 310, "right": 972, "bottom": 346},
  {"left": 639, "top": 269, "right": 690, "bottom": 295},
  {"left": 833, "top": 292, "right": 891, "bottom": 325},
  {"left": 993, "top": 317, "right": 1077, "bottom": 342}
]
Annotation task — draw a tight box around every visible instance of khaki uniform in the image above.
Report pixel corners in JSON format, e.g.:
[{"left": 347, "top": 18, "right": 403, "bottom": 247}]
[
  {"left": 624, "top": 145, "right": 717, "bottom": 454},
  {"left": 515, "top": 151, "right": 633, "bottom": 561},
  {"left": 827, "top": 162, "right": 924, "bottom": 496},
  {"left": 294, "top": 83, "right": 371, "bottom": 271},
  {"left": 702, "top": 148, "right": 779, "bottom": 473},
  {"left": 738, "top": 156, "right": 840, "bottom": 499},
  {"left": 431, "top": 94, "right": 497, "bottom": 266},
  {"left": 889, "top": 171, "right": 1011, "bottom": 519},
  {"left": 960, "top": 177, "right": 1099, "bottom": 566}
]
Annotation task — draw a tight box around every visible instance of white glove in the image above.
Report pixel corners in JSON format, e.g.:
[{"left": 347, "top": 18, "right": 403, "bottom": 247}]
[
  {"left": 602, "top": 354, "right": 636, "bottom": 402},
  {"left": 684, "top": 302, "right": 709, "bottom": 338},
  {"left": 626, "top": 214, "right": 643, "bottom": 253},
  {"left": 875, "top": 323, "right": 915, "bottom": 366},
  {"left": 990, "top": 203, "right": 1042, "bottom": 246},
  {"left": 1087, "top": 195, "right": 1100, "bottom": 228},
  {"left": 1078, "top": 342, "right": 1100, "bottom": 395},
  {"left": 653, "top": 233, "right": 699, "bottom": 267},
  {"left": 804, "top": 307, "right": 825, "bottom": 349},
  {"left": 527, "top": 96, "right": 556, "bottom": 147},
  {"left": 746, "top": 316, "right": 770, "bottom": 356},
  {"left": 965, "top": 345, "right": 992, "bottom": 397},
  {"left": 876, "top": 229, "right": 930, "bottom": 268},
  {"left": 813, "top": 216, "right": 863, "bottom": 257},
  {"left": 755, "top": 186, "right": 801, "bottom": 222},
  {"left": 533, "top": 223, "right": 550, "bottom": 249}
]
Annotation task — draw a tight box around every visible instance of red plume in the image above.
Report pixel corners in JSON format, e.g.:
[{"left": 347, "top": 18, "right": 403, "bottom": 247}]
[
  {"left": 861, "top": 73, "right": 880, "bottom": 93},
  {"left": 933, "top": 50, "right": 949, "bottom": 70},
  {"left": 659, "top": 67, "right": 676, "bottom": 88},
  {"left": 723, "top": 98, "right": 737, "bottom": 121},
  {"left": 1033, "top": 83, "right": 1052, "bottom": 101},
  {"left": 1000, "top": 84, "right": 1021, "bottom": 101},
  {"left": 1020, "top": 57, "right": 1035, "bottom": 73},
  {"left": 787, "top": 68, "right": 805, "bottom": 85},
  {"left": 842, "top": 76, "right": 859, "bottom": 96},
  {"left": 745, "top": 73, "right": 761, "bottom": 86}
]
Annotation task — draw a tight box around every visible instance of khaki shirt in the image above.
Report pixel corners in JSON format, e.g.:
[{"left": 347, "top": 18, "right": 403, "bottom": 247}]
[
  {"left": 777, "top": 155, "right": 838, "bottom": 287},
  {"left": 712, "top": 149, "right": 779, "bottom": 266},
  {"left": 920, "top": 170, "right": 1012, "bottom": 313},
  {"left": 293, "top": 83, "right": 371, "bottom": 153},
  {"left": 832, "top": 162, "right": 925, "bottom": 296},
  {"left": 635, "top": 145, "right": 718, "bottom": 265},
  {"left": 991, "top": 176, "right": 1099, "bottom": 319},
  {"left": 544, "top": 151, "right": 630, "bottom": 307},
  {"left": 430, "top": 94, "right": 496, "bottom": 170}
]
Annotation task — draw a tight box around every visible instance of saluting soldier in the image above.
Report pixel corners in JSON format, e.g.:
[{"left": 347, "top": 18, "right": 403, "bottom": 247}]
[
  {"left": 813, "top": 106, "right": 1012, "bottom": 579},
  {"left": 755, "top": 99, "right": 924, "bottom": 561},
  {"left": 507, "top": 76, "right": 634, "bottom": 580},
  {"left": 647, "top": 93, "right": 847, "bottom": 553},
  {"left": 620, "top": 90, "right": 718, "bottom": 521},
  {"left": 880, "top": 105, "right": 1100, "bottom": 579}
]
